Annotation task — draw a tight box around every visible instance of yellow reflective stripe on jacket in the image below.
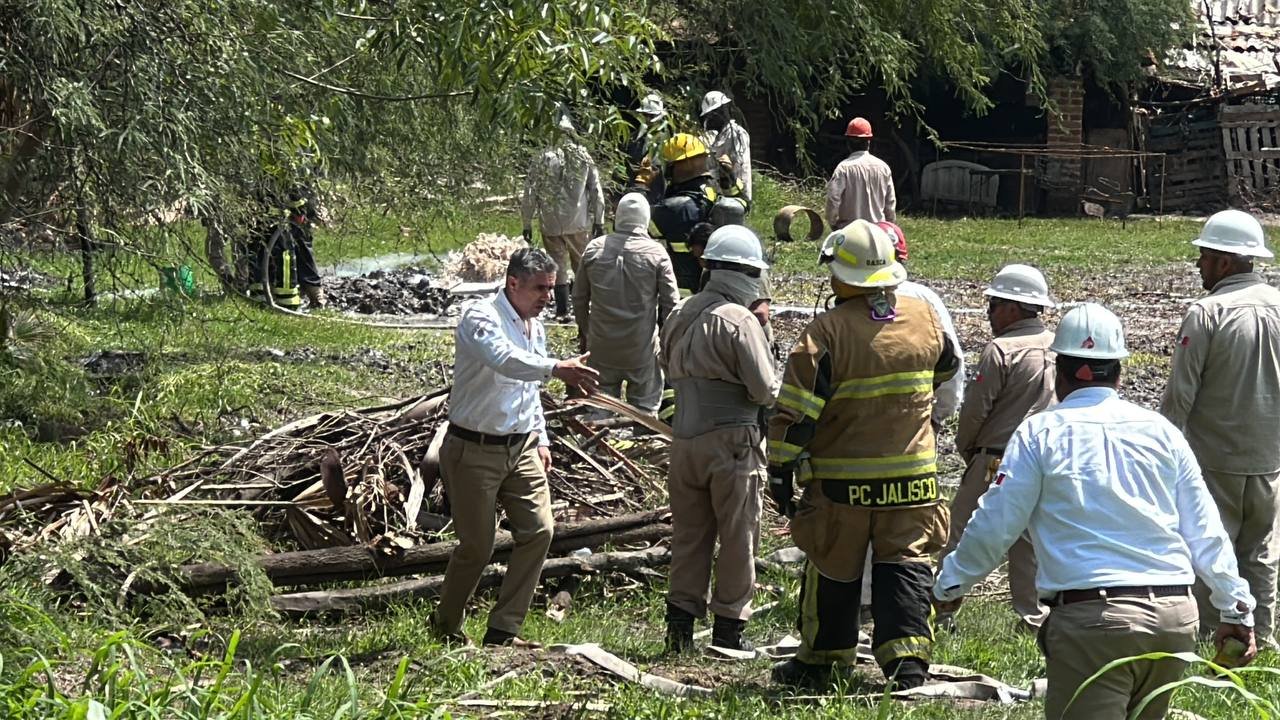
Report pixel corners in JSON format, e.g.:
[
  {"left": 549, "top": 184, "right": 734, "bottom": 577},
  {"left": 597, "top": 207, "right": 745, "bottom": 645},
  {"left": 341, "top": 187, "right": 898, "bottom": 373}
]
[
  {"left": 669, "top": 242, "right": 691, "bottom": 253},
  {"left": 873, "top": 634, "right": 933, "bottom": 665},
  {"left": 831, "top": 370, "right": 934, "bottom": 401},
  {"left": 777, "top": 383, "right": 826, "bottom": 420},
  {"left": 768, "top": 439, "right": 804, "bottom": 465},
  {"left": 808, "top": 451, "right": 937, "bottom": 480},
  {"left": 658, "top": 388, "right": 676, "bottom": 421}
]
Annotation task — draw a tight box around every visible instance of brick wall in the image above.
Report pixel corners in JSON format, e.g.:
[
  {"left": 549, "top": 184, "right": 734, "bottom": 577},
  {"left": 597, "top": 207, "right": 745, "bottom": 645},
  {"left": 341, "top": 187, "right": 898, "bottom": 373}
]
[{"left": 1043, "top": 75, "right": 1083, "bottom": 212}]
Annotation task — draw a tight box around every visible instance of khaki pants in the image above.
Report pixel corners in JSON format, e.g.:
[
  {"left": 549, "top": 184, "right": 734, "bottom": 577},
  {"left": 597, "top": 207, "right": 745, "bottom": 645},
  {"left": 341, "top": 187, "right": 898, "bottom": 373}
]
[
  {"left": 1195, "top": 469, "right": 1280, "bottom": 641},
  {"left": 790, "top": 485, "right": 948, "bottom": 668},
  {"left": 434, "top": 432, "right": 554, "bottom": 636},
  {"left": 543, "top": 231, "right": 590, "bottom": 284},
  {"left": 666, "top": 425, "right": 765, "bottom": 620},
  {"left": 1039, "top": 595, "right": 1198, "bottom": 720},
  {"left": 944, "top": 451, "right": 1048, "bottom": 627},
  {"left": 595, "top": 360, "right": 664, "bottom": 414}
]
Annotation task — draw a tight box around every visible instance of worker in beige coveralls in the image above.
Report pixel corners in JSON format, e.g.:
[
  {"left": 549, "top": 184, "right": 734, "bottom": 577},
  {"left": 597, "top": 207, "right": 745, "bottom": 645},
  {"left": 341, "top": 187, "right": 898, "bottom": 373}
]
[
  {"left": 659, "top": 225, "right": 779, "bottom": 653},
  {"left": 941, "top": 263, "right": 1057, "bottom": 630},
  {"left": 1161, "top": 208, "right": 1280, "bottom": 647}
]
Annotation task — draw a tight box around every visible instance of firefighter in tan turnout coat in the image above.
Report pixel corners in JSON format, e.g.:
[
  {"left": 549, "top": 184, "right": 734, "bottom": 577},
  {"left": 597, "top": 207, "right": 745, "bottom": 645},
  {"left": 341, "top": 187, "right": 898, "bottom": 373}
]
[{"left": 767, "top": 220, "right": 959, "bottom": 689}]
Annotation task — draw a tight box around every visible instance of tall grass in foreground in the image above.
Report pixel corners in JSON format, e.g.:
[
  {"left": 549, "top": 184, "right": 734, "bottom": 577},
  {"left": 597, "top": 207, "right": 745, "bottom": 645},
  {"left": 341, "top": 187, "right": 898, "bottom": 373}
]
[
  {"left": 1067, "top": 650, "right": 1280, "bottom": 719},
  {"left": 0, "top": 630, "right": 429, "bottom": 720}
]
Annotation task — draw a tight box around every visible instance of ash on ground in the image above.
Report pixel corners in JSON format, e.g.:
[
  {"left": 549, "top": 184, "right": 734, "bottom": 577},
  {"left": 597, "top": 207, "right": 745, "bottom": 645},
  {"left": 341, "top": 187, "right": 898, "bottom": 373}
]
[{"left": 321, "top": 267, "right": 455, "bottom": 315}]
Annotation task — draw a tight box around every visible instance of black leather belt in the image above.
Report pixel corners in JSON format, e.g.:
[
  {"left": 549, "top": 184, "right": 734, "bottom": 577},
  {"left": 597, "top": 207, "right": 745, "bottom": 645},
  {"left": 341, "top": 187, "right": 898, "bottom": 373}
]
[
  {"left": 821, "top": 477, "right": 939, "bottom": 508},
  {"left": 447, "top": 424, "right": 530, "bottom": 447},
  {"left": 1049, "top": 585, "right": 1191, "bottom": 607},
  {"left": 972, "top": 446, "right": 1004, "bottom": 457}
]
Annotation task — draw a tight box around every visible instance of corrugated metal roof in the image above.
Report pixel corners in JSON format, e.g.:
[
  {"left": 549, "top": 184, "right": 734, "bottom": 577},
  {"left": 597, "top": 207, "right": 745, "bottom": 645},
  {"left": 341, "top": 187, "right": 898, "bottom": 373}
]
[
  {"left": 1169, "top": 3, "right": 1280, "bottom": 88},
  {"left": 1204, "top": 0, "right": 1280, "bottom": 26}
]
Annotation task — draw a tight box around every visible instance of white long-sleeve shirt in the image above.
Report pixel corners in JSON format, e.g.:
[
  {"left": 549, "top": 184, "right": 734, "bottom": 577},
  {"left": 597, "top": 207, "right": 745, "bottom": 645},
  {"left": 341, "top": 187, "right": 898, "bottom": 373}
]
[
  {"left": 448, "top": 290, "right": 556, "bottom": 447},
  {"left": 898, "top": 280, "right": 964, "bottom": 422},
  {"left": 521, "top": 142, "right": 605, "bottom": 237},
  {"left": 936, "top": 386, "right": 1254, "bottom": 625}
]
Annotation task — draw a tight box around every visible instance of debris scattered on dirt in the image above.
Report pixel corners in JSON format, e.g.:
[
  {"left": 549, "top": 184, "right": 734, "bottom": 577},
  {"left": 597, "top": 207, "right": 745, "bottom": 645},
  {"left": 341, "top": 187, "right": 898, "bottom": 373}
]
[
  {"left": 82, "top": 350, "right": 147, "bottom": 378},
  {"left": 320, "top": 267, "right": 454, "bottom": 315},
  {"left": 0, "top": 268, "right": 56, "bottom": 293}
]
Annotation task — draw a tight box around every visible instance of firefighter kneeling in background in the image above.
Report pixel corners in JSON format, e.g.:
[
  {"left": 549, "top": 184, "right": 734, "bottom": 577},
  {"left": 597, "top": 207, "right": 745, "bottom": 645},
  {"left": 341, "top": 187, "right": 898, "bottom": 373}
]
[{"left": 767, "top": 220, "right": 959, "bottom": 689}]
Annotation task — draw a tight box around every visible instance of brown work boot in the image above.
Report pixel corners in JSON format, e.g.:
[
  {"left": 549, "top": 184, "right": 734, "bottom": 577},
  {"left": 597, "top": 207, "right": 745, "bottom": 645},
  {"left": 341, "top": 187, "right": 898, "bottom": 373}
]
[{"left": 302, "top": 283, "right": 327, "bottom": 308}]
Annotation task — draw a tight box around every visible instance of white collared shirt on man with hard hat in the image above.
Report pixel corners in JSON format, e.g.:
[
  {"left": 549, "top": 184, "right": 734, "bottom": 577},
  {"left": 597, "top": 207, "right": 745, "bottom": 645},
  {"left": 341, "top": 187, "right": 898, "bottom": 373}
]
[
  {"left": 936, "top": 302, "right": 1255, "bottom": 720},
  {"left": 1160, "top": 208, "right": 1280, "bottom": 647}
]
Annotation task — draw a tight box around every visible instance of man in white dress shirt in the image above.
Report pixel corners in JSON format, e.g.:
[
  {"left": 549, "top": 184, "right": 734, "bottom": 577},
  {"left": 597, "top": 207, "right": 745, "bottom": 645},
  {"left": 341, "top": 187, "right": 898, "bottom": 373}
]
[
  {"left": 935, "top": 303, "right": 1256, "bottom": 720},
  {"left": 431, "top": 248, "right": 599, "bottom": 647}
]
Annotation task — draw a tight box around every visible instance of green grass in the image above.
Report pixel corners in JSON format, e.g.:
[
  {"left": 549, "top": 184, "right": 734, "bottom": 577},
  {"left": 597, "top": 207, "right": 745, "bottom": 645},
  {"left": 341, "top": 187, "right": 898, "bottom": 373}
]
[{"left": 0, "top": 190, "right": 1273, "bottom": 719}]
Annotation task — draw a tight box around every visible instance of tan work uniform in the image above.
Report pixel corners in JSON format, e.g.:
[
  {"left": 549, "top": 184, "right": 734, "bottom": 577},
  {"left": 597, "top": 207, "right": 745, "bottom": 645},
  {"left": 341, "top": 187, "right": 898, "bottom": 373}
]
[
  {"left": 574, "top": 232, "right": 681, "bottom": 413},
  {"left": 946, "top": 317, "right": 1056, "bottom": 627},
  {"left": 825, "top": 151, "right": 896, "bottom": 230},
  {"left": 1161, "top": 271, "right": 1280, "bottom": 641},
  {"left": 521, "top": 142, "right": 605, "bottom": 284},
  {"left": 768, "top": 290, "right": 958, "bottom": 674},
  {"left": 660, "top": 278, "right": 778, "bottom": 620}
]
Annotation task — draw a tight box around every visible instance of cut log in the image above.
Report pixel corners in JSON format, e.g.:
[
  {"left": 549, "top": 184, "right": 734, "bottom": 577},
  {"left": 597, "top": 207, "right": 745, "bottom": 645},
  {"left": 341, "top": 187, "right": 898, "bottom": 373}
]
[
  {"left": 271, "top": 546, "right": 671, "bottom": 616},
  {"left": 148, "top": 509, "right": 669, "bottom": 595}
]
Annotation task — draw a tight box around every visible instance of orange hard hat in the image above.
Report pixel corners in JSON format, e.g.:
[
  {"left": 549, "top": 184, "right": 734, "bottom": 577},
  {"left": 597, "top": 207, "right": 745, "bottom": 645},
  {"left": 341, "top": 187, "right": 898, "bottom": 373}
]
[
  {"left": 845, "top": 117, "right": 874, "bottom": 138},
  {"left": 876, "top": 221, "right": 907, "bottom": 261}
]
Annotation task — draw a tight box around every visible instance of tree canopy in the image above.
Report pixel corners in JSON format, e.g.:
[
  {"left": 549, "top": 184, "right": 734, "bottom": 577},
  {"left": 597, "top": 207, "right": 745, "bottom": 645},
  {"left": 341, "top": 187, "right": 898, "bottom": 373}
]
[{"left": 1, "top": 0, "right": 1198, "bottom": 251}]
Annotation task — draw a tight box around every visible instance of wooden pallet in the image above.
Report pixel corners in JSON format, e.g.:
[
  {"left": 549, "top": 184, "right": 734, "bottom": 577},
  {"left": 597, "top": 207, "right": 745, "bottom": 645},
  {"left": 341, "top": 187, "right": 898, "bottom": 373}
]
[
  {"left": 1145, "top": 113, "right": 1226, "bottom": 211},
  {"left": 1221, "top": 103, "right": 1280, "bottom": 204}
]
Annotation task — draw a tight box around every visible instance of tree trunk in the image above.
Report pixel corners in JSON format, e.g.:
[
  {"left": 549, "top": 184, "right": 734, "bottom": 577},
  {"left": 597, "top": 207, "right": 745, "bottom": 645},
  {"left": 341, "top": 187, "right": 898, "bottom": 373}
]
[
  {"left": 75, "top": 203, "right": 95, "bottom": 305},
  {"left": 270, "top": 546, "right": 671, "bottom": 616},
  {"left": 146, "top": 509, "right": 669, "bottom": 595}
]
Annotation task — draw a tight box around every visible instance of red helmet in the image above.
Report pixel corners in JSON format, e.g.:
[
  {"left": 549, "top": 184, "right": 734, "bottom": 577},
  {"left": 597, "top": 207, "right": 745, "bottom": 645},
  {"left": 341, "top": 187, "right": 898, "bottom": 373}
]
[
  {"left": 845, "top": 117, "right": 874, "bottom": 138},
  {"left": 877, "top": 221, "right": 907, "bottom": 261}
]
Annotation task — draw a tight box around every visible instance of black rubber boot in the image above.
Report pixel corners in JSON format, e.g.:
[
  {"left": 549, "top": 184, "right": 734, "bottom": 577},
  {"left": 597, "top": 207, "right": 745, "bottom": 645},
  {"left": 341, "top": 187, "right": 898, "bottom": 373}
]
[
  {"left": 664, "top": 602, "right": 696, "bottom": 654},
  {"left": 770, "top": 658, "right": 832, "bottom": 688},
  {"left": 711, "top": 615, "right": 754, "bottom": 652},
  {"left": 553, "top": 284, "right": 569, "bottom": 320},
  {"left": 883, "top": 657, "right": 929, "bottom": 691}
]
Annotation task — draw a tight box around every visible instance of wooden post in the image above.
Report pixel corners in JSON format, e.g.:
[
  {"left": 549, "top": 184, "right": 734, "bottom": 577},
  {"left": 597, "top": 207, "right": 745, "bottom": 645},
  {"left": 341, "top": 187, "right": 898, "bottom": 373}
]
[
  {"left": 1160, "top": 155, "right": 1167, "bottom": 213},
  {"left": 1018, "top": 154, "right": 1027, "bottom": 227}
]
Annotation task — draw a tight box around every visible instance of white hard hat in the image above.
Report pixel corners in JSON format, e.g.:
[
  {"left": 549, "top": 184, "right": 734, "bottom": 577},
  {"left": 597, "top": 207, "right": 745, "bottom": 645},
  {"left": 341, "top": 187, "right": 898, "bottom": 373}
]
[
  {"left": 700, "top": 91, "right": 732, "bottom": 117},
  {"left": 1193, "top": 209, "right": 1273, "bottom": 259},
  {"left": 984, "top": 264, "right": 1055, "bottom": 308},
  {"left": 1050, "top": 303, "right": 1129, "bottom": 360},
  {"left": 638, "top": 93, "right": 666, "bottom": 118},
  {"left": 819, "top": 220, "right": 906, "bottom": 288},
  {"left": 554, "top": 105, "right": 575, "bottom": 133},
  {"left": 703, "top": 225, "right": 769, "bottom": 270}
]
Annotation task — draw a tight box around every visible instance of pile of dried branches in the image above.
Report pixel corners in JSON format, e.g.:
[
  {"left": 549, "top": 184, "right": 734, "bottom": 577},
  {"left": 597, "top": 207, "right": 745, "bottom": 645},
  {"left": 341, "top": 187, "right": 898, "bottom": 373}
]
[
  {"left": 146, "top": 388, "right": 671, "bottom": 553},
  {"left": 0, "top": 476, "right": 126, "bottom": 564}
]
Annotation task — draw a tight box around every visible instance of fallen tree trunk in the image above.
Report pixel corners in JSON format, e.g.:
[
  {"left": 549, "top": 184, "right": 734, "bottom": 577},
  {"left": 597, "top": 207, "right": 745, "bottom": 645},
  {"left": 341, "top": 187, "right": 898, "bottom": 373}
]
[
  {"left": 148, "top": 509, "right": 669, "bottom": 595},
  {"left": 271, "top": 546, "right": 672, "bottom": 616}
]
